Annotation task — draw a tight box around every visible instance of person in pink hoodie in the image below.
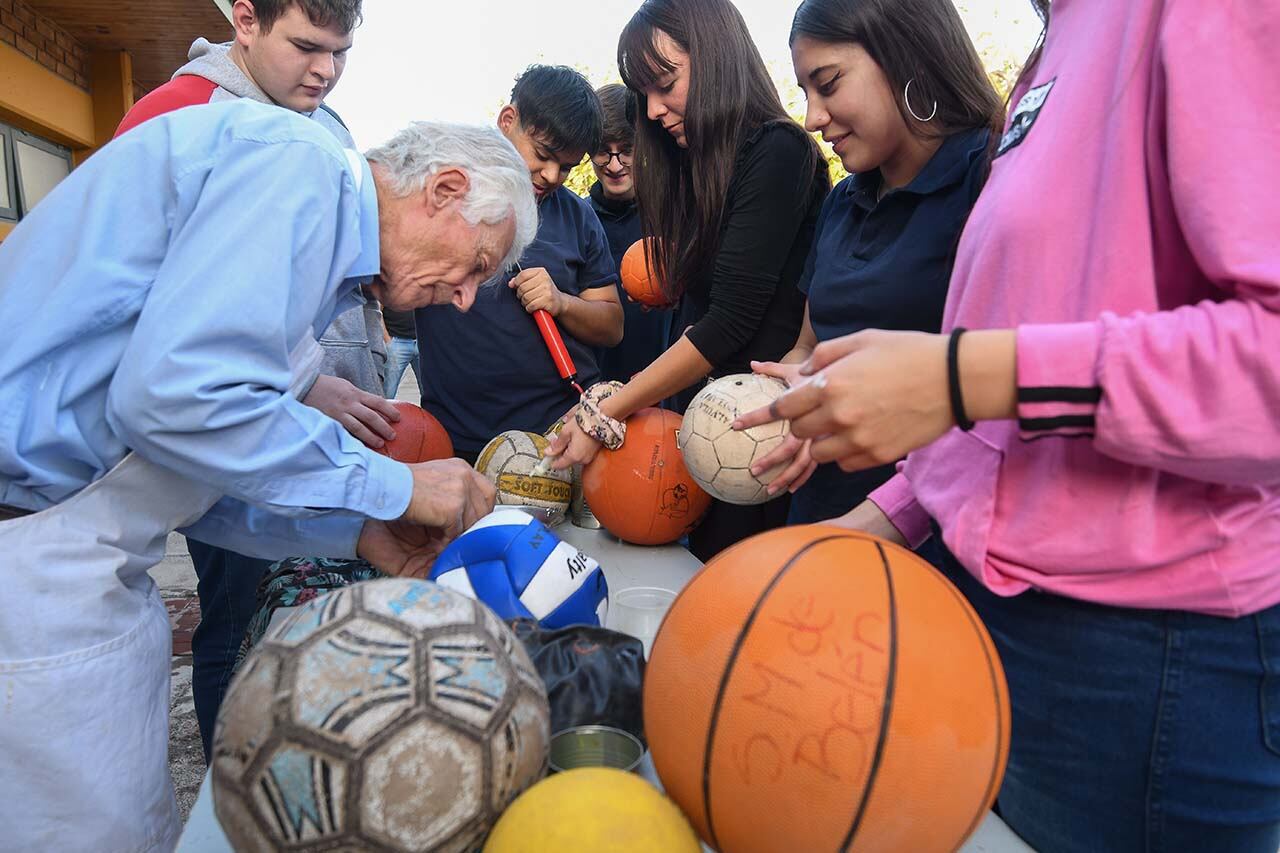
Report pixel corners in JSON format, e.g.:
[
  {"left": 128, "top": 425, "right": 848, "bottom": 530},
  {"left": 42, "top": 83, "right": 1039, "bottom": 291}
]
[{"left": 739, "top": 0, "right": 1280, "bottom": 849}]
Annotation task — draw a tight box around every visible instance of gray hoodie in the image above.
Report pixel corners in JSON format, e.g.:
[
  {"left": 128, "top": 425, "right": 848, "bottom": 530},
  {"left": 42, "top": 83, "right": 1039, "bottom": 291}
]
[{"left": 175, "top": 39, "right": 387, "bottom": 397}]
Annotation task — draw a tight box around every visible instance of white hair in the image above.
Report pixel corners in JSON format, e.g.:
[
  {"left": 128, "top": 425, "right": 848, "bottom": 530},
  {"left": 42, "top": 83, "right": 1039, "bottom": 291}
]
[{"left": 365, "top": 122, "right": 537, "bottom": 271}]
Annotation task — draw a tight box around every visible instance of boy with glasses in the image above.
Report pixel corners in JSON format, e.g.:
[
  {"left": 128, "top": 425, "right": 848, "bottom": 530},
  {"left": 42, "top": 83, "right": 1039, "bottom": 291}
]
[{"left": 589, "top": 83, "right": 673, "bottom": 383}]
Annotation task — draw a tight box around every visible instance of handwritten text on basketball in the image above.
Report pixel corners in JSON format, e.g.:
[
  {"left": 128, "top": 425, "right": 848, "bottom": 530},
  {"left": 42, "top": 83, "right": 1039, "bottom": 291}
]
[{"left": 728, "top": 595, "right": 889, "bottom": 787}]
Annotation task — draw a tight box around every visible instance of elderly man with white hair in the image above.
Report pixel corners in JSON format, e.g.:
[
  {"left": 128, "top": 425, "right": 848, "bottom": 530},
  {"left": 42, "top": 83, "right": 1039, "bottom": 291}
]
[{"left": 0, "top": 99, "right": 535, "bottom": 851}]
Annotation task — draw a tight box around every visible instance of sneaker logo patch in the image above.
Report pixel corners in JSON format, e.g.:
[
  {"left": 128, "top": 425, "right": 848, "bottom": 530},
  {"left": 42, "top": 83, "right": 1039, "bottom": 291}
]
[{"left": 997, "top": 78, "right": 1056, "bottom": 157}]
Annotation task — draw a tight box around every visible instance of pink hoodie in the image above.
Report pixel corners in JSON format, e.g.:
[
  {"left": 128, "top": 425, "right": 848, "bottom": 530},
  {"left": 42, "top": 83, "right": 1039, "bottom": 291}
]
[{"left": 870, "top": 0, "right": 1280, "bottom": 616}]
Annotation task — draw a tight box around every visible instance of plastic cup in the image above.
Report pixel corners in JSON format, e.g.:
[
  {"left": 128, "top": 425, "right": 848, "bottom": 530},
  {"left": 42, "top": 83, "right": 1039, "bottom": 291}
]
[
  {"left": 608, "top": 586, "right": 676, "bottom": 658},
  {"left": 549, "top": 725, "right": 645, "bottom": 773}
]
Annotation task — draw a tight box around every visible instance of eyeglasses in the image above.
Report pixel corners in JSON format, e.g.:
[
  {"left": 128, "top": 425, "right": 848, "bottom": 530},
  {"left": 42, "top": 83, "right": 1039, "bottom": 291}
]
[{"left": 591, "top": 148, "right": 633, "bottom": 167}]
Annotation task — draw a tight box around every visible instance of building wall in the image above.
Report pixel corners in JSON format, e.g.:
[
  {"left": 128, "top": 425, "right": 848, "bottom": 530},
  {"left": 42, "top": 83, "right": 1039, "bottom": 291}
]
[
  {"left": 0, "top": 2, "right": 134, "bottom": 242},
  {"left": 0, "top": 0, "right": 90, "bottom": 91}
]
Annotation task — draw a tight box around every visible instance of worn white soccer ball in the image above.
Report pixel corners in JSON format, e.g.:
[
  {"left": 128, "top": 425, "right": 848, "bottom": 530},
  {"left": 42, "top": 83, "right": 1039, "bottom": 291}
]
[
  {"left": 212, "top": 579, "right": 550, "bottom": 852},
  {"left": 678, "top": 374, "right": 791, "bottom": 505}
]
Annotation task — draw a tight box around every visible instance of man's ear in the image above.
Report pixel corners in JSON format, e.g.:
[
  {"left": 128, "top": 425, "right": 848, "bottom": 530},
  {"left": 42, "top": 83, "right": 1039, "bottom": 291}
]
[
  {"left": 497, "top": 105, "right": 519, "bottom": 136},
  {"left": 231, "top": 0, "right": 258, "bottom": 43},
  {"left": 424, "top": 167, "right": 470, "bottom": 216}
]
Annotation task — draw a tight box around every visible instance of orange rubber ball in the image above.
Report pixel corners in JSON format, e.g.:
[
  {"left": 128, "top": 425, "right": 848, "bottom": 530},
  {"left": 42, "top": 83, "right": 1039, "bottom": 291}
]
[
  {"left": 620, "top": 239, "right": 669, "bottom": 308},
  {"left": 582, "top": 408, "right": 710, "bottom": 545},
  {"left": 375, "top": 401, "right": 454, "bottom": 463}
]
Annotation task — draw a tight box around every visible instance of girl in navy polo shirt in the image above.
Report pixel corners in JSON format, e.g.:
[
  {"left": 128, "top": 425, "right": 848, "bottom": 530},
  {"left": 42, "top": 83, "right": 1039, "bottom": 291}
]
[
  {"left": 754, "top": 0, "right": 1005, "bottom": 524},
  {"left": 545, "top": 0, "right": 829, "bottom": 561}
]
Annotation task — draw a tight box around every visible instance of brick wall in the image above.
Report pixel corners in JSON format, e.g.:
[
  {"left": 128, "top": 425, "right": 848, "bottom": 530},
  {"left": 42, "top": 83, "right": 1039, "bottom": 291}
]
[{"left": 0, "top": 0, "right": 90, "bottom": 91}]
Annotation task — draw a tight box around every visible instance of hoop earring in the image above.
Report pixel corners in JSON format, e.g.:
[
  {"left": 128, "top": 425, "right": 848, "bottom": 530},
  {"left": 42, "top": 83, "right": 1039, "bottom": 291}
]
[{"left": 904, "top": 79, "right": 937, "bottom": 123}]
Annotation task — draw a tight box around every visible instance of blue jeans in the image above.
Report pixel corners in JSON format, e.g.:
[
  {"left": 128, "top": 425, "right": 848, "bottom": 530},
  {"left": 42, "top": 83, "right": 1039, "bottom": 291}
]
[
  {"left": 382, "top": 336, "right": 421, "bottom": 399},
  {"left": 186, "top": 539, "right": 271, "bottom": 763},
  {"left": 933, "top": 539, "right": 1280, "bottom": 852}
]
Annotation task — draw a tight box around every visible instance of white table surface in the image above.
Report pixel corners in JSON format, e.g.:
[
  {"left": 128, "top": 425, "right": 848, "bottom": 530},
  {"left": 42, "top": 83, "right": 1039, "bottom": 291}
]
[{"left": 177, "top": 523, "right": 1033, "bottom": 852}]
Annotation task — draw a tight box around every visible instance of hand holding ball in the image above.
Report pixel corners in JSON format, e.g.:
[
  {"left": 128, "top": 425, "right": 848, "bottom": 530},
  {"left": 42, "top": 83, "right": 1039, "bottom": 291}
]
[
  {"left": 374, "top": 401, "right": 454, "bottom": 463},
  {"left": 476, "top": 430, "right": 573, "bottom": 525},
  {"left": 679, "top": 374, "right": 791, "bottom": 504},
  {"left": 582, "top": 408, "right": 710, "bottom": 545}
]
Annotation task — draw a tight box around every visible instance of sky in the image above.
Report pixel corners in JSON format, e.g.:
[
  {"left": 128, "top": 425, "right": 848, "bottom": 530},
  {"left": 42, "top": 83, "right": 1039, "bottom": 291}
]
[{"left": 326, "top": 0, "right": 1044, "bottom": 148}]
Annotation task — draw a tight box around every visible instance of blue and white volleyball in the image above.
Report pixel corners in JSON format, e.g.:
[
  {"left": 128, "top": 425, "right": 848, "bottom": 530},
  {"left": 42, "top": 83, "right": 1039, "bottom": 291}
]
[{"left": 430, "top": 509, "right": 609, "bottom": 628}]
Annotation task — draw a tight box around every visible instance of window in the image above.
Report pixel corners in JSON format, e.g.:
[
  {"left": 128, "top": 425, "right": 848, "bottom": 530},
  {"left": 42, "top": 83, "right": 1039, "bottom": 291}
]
[
  {"left": 0, "top": 121, "right": 72, "bottom": 221},
  {"left": 13, "top": 129, "right": 71, "bottom": 214},
  {"left": 0, "top": 125, "right": 16, "bottom": 222}
]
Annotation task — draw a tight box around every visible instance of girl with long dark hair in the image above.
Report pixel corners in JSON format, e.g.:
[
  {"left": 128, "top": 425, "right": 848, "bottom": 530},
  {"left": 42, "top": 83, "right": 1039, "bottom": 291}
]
[
  {"left": 546, "top": 0, "right": 829, "bottom": 560},
  {"left": 741, "top": 0, "right": 1280, "bottom": 848},
  {"left": 751, "top": 0, "right": 1003, "bottom": 525}
]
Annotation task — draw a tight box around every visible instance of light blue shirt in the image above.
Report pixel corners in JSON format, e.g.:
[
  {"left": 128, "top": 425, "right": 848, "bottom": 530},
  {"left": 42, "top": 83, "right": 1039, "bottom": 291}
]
[{"left": 0, "top": 100, "right": 413, "bottom": 559}]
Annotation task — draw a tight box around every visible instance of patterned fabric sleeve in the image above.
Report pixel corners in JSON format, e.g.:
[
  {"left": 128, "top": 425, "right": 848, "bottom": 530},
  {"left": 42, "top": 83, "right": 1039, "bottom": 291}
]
[{"left": 234, "top": 557, "right": 383, "bottom": 670}]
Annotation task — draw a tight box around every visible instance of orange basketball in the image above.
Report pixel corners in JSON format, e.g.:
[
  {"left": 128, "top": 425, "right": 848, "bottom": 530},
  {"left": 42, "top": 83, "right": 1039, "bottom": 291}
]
[
  {"left": 644, "top": 526, "right": 1010, "bottom": 853},
  {"left": 620, "top": 238, "right": 669, "bottom": 307},
  {"left": 375, "top": 401, "right": 454, "bottom": 463},
  {"left": 582, "top": 407, "right": 710, "bottom": 545}
]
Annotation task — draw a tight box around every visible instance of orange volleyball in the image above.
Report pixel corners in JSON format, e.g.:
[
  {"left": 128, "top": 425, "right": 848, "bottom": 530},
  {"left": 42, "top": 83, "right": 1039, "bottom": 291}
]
[
  {"left": 644, "top": 525, "right": 1010, "bottom": 852},
  {"left": 375, "top": 401, "right": 454, "bottom": 463},
  {"left": 582, "top": 408, "right": 710, "bottom": 545},
  {"left": 620, "top": 239, "right": 669, "bottom": 307}
]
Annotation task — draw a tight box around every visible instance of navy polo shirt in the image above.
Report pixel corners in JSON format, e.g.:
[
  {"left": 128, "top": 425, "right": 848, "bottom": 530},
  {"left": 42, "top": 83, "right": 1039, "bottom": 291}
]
[
  {"left": 791, "top": 127, "right": 991, "bottom": 523},
  {"left": 415, "top": 186, "right": 616, "bottom": 454},
  {"left": 588, "top": 182, "right": 674, "bottom": 383}
]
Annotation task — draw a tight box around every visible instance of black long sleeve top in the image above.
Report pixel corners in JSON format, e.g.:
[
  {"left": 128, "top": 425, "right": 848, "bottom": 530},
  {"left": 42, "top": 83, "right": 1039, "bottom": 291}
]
[{"left": 680, "top": 122, "right": 829, "bottom": 377}]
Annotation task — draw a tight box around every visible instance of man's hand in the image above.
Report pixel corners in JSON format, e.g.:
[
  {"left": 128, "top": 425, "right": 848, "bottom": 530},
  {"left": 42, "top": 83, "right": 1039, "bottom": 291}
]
[
  {"left": 304, "top": 374, "right": 400, "bottom": 449},
  {"left": 356, "top": 519, "right": 450, "bottom": 577},
  {"left": 402, "top": 459, "right": 497, "bottom": 539},
  {"left": 509, "top": 267, "right": 565, "bottom": 317}
]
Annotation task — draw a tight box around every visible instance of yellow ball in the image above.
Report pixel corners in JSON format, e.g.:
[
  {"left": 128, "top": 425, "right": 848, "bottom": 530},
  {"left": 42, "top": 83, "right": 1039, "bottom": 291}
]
[{"left": 483, "top": 768, "right": 701, "bottom": 853}]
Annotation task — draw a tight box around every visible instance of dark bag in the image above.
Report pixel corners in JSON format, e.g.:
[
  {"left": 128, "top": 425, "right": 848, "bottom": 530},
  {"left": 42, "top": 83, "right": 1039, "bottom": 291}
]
[{"left": 509, "top": 619, "right": 647, "bottom": 744}]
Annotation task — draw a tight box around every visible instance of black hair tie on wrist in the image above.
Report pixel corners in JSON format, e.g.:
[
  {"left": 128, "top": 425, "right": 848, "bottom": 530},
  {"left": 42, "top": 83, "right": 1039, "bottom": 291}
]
[{"left": 947, "top": 327, "right": 974, "bottom": 431}]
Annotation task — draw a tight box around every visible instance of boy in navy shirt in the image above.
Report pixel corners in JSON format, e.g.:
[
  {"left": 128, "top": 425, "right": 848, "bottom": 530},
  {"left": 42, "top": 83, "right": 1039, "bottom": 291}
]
[
  {"left": 417, "top": 66, "right": 622, "bottom": 458},
  {"left": 590, "top": 83, "right": 673, "bottom": 383}
]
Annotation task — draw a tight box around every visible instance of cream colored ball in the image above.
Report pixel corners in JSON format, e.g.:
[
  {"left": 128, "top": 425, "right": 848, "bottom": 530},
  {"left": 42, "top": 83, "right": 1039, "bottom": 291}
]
[{"left": 678, "top": 373, "right": 790, "bottom": 505}]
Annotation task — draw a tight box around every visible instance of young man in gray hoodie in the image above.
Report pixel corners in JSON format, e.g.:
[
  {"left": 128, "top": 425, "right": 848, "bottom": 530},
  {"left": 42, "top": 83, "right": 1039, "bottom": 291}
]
[{"left": 116, "top": 0, "right": 393, "bottom": 761}]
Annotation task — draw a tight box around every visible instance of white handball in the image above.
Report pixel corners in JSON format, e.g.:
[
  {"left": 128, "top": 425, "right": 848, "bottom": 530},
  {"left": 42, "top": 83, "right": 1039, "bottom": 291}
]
[{"left": 678, "top": 373, "right": 791, "bottom": 505}]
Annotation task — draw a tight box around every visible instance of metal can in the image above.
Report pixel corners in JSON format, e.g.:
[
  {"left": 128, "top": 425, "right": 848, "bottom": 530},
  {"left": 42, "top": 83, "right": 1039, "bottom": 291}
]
[
  {"left": 569, "top": 463, "right": 601, "bottom": 529},
  {"left": 548, "top": 725, "right": 644, "bottom": 773}
]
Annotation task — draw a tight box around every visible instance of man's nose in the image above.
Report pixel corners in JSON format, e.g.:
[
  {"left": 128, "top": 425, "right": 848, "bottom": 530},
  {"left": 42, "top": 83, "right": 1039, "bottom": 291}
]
[{"left": 312, "top": 53, "right": 336, "bottom": 82}]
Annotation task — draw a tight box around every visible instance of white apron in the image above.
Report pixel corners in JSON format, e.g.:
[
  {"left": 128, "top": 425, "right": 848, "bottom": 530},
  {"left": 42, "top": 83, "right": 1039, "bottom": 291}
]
[
  {"left": 0, "top": 335, "right": 325, "bottom": 852},
  {"left": 0, "top": 454, "right": 221, "bottom": 852}
]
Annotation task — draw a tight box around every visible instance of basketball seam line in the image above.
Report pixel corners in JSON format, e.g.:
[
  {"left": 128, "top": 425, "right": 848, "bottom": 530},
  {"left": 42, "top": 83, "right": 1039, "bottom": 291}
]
[
  {"left": 700, "top": 533, "right": 858, "bottom": 853},
  {"left": 839, "top": 540, "right": 899, "bottom": 852},
  {"left": 934, "top": 569, "right": 1007, "bottom": 853}
]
